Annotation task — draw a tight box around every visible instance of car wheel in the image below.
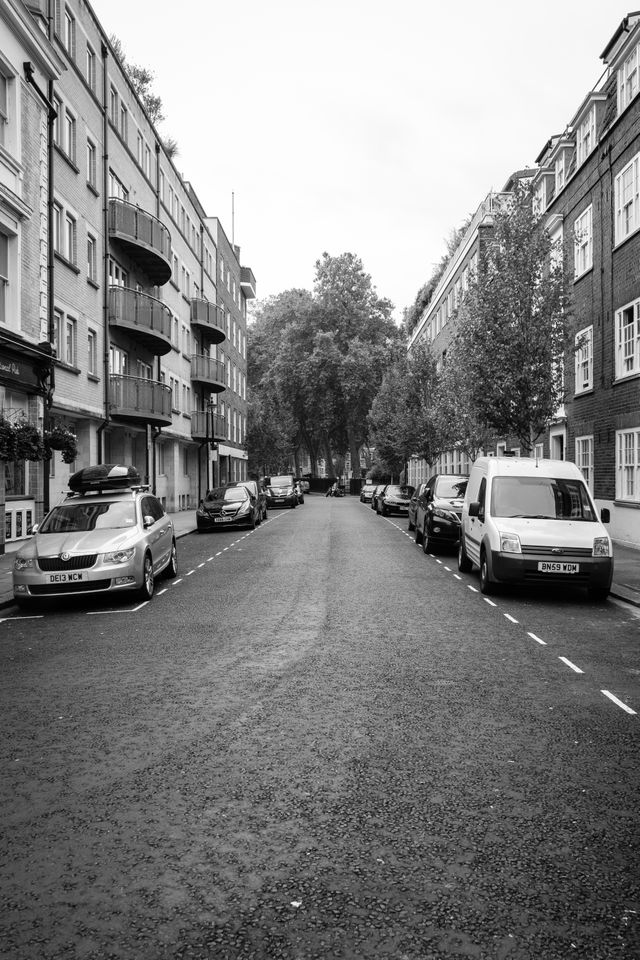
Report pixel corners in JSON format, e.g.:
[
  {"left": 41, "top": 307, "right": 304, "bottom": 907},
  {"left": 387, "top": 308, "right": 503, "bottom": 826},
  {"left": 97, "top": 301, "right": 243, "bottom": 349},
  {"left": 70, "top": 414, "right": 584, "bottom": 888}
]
[
  {"left": 164, "top": 539, "right": 178, "bottom": 579},
  {"left": 422, "top": 522, "right": 435, "bottom": 554},
  {"left": 414, "top": 521, "right": 423, "bottom": 545},
  {"left": 408, "top": 515, "right": 414, "bottom": 532},
  {"left": 139, "top": 552, "right": 155, "bottom": 601},
  {"left": 381, "top": 505, "right": 388, "bottom": 516},
  {"left": 458, "top": 537, "right": 472, "bottom": 573},
  {"left": 479, "top": 549, "right": 495, "bottom": 595},
  {"left": 587, "top": 586, "right": 609, "bottom": 602}
]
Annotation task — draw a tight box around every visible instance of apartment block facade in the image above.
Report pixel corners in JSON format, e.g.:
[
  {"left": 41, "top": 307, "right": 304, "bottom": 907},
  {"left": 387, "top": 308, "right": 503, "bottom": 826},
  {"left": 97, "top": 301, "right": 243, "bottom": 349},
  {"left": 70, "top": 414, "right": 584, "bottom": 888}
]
[
  {"left": 408, "top": 13, "right": 640, "bottom": 548},
  {"left": 0, "top": 0, "right": 254, "bottom": 550}
]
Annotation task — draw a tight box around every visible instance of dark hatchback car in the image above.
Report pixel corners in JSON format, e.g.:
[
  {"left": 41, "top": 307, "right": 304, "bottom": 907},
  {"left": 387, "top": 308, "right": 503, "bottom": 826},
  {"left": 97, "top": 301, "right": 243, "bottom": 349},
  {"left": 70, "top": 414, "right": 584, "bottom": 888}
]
[
  {"left": 197, "top": 485, "right": 261, "bottom": 532},
  {"left": 370, "top": 484, "right": 386, "bottom": 511},
  {"left": 413, "top": 474, "right": 469, "bottom": 553},
  {"left": 376, "top": 484, "right": 414, "bottom": 517}
]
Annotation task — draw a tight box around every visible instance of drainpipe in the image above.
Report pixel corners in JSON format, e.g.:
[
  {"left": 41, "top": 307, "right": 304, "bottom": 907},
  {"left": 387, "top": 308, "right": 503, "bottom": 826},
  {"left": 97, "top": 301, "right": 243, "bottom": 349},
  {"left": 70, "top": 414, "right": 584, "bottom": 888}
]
[
  {"left": 101, "top": 42, "right": 110, "bottom": 462},
  {"left": 22, "top": 62, "right": 57, "bottom": 514}
]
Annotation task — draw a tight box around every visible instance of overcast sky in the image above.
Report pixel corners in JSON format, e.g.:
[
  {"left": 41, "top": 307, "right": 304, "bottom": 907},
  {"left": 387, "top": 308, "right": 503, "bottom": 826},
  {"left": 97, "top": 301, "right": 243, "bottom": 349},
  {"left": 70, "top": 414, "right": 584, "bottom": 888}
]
[{"left": 90, "top": 0, "right": 623, "bottom": 321}]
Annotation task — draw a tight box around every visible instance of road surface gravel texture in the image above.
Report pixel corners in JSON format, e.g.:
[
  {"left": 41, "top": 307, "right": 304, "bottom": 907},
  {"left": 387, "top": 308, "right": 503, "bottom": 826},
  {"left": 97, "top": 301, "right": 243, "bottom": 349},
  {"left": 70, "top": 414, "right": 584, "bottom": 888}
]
[{"left": 1, "top": 494, "right": 640, "bottom": 960}]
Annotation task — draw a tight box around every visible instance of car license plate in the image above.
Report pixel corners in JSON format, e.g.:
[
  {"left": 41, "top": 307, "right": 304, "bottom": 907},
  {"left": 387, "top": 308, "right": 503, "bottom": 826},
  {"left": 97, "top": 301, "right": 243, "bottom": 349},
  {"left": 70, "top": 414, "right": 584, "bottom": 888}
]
[
  {"left": 537, "top": 561, "right": 579, "bottom": 574},
  {"left": 49, "top": 572, "right": 86, "bottom": 583},
  {"left": 215, "top": 517, "right": 233, "bottom": 523}
]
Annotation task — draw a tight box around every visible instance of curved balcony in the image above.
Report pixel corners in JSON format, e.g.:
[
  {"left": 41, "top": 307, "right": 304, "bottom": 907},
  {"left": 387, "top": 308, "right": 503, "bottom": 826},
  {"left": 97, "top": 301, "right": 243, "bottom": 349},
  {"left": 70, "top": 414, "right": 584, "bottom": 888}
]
[
  {"left": 108, "top": 198, "right": 172, "bottom": 285},
  {"left": 190, "top": 410, "right": 227, "bottom": 442},
  {"left": 190, "top": 298, "right": 226, "bottom": 345},
  {"left": 109, "top": 375, "right": 172, "bottom": 426},
  {"left": 190, "top": 355, "right": 226, "bottom": 393},
  {"left": 109, "top": 286, "right": 172, "bottom": 356}
]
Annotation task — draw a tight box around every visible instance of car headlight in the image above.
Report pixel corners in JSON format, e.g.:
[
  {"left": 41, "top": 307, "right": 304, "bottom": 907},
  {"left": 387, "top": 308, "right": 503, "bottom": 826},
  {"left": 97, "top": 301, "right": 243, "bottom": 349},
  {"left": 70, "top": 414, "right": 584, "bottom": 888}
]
[
  {"left": 593, "top": 537, "right": 610, "bottom": 558},
  {"left": 433, "top": 507, "right": 458, "bottom": 521},
  {"left": 14, "top": 557, "right": 34, "bottom": 571},
  {"left": 499, "top": 532, "right": 521, "bottom": 554},
  {"left": 103, "top": 547, "right": 136, "bottom": 564},
  {"left": 237, "top": 501, "right": 250, "bottom": 515}
]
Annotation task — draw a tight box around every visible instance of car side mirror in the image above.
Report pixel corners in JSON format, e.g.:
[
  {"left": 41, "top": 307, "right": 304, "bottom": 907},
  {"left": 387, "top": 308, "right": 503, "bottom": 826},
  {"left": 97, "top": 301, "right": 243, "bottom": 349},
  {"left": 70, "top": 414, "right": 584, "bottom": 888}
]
[
  {"left": 143, "top": 515, "right": 155, "bottom": 528},
  {"left": 468, "top": 501, "right": 481, "bottom": 518},
  {"left": 600, "top": 507, "right": 610, "bottom": 523},
  {"left": 28, "top": 523, "right": 38, "bottom": 535}
]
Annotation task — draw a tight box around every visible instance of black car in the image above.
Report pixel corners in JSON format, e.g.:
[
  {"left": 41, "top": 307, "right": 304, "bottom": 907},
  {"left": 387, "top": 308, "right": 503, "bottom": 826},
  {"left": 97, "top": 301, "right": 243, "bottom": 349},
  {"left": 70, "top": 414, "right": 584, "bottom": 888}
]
[
  {"left": 197, "top": 485, "right": 261, "bottom": 532},
  {"left": 229, "top": 480, "right": 267, "bottom": 521},
  {"left": 414, "top": 474, "right": 469, "bottom": 553},
  {"left": 376, "top": 484, "right": 414, "bottom": 517},
  {"left": 359, "top": 483, "right": 377, "bottom": 503},
  {"left": 264, "top": 475, "right": 298, "bottom": 509},
  {"left": 407, "top": 482, "right": 428, "bottom": 532}
]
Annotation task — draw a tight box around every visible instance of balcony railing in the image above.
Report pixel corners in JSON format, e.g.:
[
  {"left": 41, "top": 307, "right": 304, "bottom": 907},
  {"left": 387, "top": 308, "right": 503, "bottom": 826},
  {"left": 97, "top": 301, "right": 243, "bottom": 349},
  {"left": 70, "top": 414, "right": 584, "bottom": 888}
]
[
  {"left": 190, "top": 355, "right": 226, "bottom": 392},
  {"left": 108, "top": 198, "right": 172, "bottom": 285},
  {"left": 109, "top": 286, "right": 172, "bottom": 356},
  {"left": 190, "top": 298, "right": 226, "bottom": 345},
  {"left": 190, "top": 410, "right": 227, "bottom": 442},
  {"left": 109, "top": 375, "right": 172, "bottom": 426}
]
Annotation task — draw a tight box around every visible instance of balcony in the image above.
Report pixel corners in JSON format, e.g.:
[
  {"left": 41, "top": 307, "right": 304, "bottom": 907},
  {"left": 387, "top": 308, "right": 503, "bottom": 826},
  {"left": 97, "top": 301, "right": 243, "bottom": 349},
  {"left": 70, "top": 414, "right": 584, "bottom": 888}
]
[
  {"left": 240, "top": 266, "right": 256, "bottom": 299},
  {"left": 109, "top": 375, "right": 172, "bottom": 426},
  {"left": 108, "top": 198, "right": 172, "bottom": 285},
  {"left": 109, "top": 286, "right": 172, "bottom": 356},
  {"left": 190, "top": 410, "right": 227, "bottom": 442},
  {"left": 190, "top": 355, "right": 226, "bottom": 392},
  {"left": 190, "top": 298, "right": 226, "bottom": 345}
]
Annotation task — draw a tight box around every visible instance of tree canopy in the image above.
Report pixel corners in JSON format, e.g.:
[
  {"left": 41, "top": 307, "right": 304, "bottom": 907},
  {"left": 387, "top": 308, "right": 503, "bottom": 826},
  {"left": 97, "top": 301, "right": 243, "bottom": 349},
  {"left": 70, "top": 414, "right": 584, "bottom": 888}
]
[{"left": 110, "top": 35, "right": 178, "bottom": 158}]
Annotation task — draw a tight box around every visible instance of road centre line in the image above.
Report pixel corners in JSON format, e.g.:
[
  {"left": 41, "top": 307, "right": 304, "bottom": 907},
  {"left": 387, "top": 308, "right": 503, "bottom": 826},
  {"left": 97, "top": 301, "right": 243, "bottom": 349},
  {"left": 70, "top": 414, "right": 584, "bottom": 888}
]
[
  {"left": 559, "top": 656, "right": 584, "bottom": 674},
  {"left": 528, "top": 632, "right": 547, "bottom": 645},
  {"left": 601, "top": 690, "right": 637, "bottom": 715}
]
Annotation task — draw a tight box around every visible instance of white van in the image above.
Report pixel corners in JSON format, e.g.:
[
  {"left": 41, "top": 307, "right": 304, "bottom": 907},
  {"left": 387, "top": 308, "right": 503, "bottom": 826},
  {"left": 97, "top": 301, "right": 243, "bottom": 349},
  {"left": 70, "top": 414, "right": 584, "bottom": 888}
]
[{"left": 458, "top": 457, "right": 613, "bottom": 601}]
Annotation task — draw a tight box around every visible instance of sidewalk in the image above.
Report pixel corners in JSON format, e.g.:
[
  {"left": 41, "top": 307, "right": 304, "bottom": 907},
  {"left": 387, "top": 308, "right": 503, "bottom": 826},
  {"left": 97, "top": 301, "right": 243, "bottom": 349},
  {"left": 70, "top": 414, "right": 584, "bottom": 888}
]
[{"left": 0, "top": 511, "right": 637, "bottom": 610}]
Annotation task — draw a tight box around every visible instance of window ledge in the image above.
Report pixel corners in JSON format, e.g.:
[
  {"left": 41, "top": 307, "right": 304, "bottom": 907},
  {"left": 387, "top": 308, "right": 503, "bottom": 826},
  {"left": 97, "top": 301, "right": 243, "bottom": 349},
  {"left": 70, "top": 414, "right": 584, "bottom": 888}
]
[
  {"left": 54, "top": 252, "right": 80, "bottom": 275},
  {"left": 54, "top": 144, "right": 80, "bottom": 174},
  {"left": 86, "top": 182, "right": 100, "bottom": 198},
  {"left": 87, "top": 372, "right": 100, "bottom": 382},
  {"left": 574, "top": 387, "right": 594, "bottom": 397},
  {"left": 573, "top": 265, "right": 594, "bottom": 284},
  {"left": 613, "top": 371, "right": 640, "bottom": 386},
  {"left": 614, "top": 499, "right": 640, "bottom": 510},
  {"left": 55, "top": 361, "right": 81, "bottom": 375},
  {"left": 87, "top": 277, "right": 100, "bottom": 290},
  {"left": 613, "top": 224, "right": 640, "bottom": 252}
]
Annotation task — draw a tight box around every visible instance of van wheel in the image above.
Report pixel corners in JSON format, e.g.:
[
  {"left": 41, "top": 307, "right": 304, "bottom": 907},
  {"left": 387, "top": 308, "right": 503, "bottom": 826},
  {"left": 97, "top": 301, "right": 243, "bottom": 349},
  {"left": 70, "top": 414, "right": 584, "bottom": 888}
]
[
  {"left": 458, "top": 538, "right": 472, "bottom": 573},
  {"left": 479, "top": 549, "right": 495, "bottom": 595},
  {"left": 588, "top": 586, "right": 609, "bottom": 602}
]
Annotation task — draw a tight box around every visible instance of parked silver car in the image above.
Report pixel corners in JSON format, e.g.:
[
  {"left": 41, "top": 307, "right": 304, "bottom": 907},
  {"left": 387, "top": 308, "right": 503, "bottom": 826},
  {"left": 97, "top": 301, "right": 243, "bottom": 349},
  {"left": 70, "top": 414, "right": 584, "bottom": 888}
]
[{"left": 12, "top": 465, "right": 177, "bottom": 606}]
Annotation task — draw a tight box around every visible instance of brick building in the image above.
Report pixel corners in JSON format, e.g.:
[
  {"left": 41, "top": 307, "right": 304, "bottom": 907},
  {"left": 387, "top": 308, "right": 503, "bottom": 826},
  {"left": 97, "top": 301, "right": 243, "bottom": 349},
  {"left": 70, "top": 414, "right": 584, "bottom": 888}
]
[
  {"left": 408, "top": 13, "right": 640, "bottom": 548},
  {"left": 0, "top": 0, "right": 254, "bottom": 549}
]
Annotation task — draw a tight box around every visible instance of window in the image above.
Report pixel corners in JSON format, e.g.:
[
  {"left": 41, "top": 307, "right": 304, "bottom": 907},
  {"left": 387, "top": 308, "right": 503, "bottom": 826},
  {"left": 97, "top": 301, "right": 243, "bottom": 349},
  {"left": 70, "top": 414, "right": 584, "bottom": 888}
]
[
  {"left": 574, "top": 205, "right": 592, "bottom": 278},
  {"left": 576, "top": 106, "right": 596, "bottom": 167},
  {"left": 87, "top": 329, "right": 97, "bottom": 375},
  {"left": 574, "top": 326, "right": 593, "bottom": 393},
  {"left": 53, "top": 203, "right": 62, "bottom": 254},
  {"left": 575, "top": 436, "right": 594, "bottom": 492},
  {"left": 119, "top": 104, "right": 128, "bottom": 141},
  {"left": 533, "top": 178, "right": 547, "bottom": 215},
  {"left": 159, "top": 170, "right": 165, "bottom": 204},
  {"left": 109, "top": 258, "right": 128, "bottom": 287},
  {"left": 555, "top": 154, "right": 566, "bottom": 194},
  {"left": 63, "top": 6, "right": 76, "bottom": 58},
  {"left": 108, "top": 169, "right": 128, "bottom": 201},
  {"left": 109, "top": 345, "right": 128, "bottom": 376},
  {"left": 86, "top": 138, "right": 97, "bottom": 189},
  {"left": 137, "top": 132, "right": 143, "bottom": 166},
  {"left": 616, "top": 428, "right": 640, "bottom": 502},
  {"left": 0, "top": 232, "right": 8, "bottom": 325},
  {"left": 618, "top": 39, "right": 639, "bottom": 114},
  {"left": 109, "top": 86, "right": 118, "bottom": 126},
  {"left": 86, "top": 44, "right": 96, "bottom": 91},
  {"left": 87, "top": 234, "right": 97, "bottom": 283},
  {"left": 549, "top": 221, "right": 563, "bottom": 272},
  {"left": 53, "top": 95, "right": 62, "bottom": 147},
  {"left": 64, "top": 108, "right": 76, "bottom": 161},
  {"left": 615, "top": 298, "right": 640, "bottom": 380},
  {"left": 0, "top": 67, "right": 9, "bottom": 148},
  {"left": 55, "top": 313, "right": 76, "bottom": 366},
  {"left": 65, "top": 212, "right": 76, "bottom": 264},
  {"left": 614, "top": 151, "right": 640, "bottom": 245}
]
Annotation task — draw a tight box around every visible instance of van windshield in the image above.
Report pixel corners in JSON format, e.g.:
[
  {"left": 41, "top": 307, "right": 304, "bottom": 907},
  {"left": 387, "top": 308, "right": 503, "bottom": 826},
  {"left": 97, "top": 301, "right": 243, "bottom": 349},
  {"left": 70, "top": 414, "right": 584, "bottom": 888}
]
[{"left": 491, "top": 476, "right": 596, "bottom": 521}]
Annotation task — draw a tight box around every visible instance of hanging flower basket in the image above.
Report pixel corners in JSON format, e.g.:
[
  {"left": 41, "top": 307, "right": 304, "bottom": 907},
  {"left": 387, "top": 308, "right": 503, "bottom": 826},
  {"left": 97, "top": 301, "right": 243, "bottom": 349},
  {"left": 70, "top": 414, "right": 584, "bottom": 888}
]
[
  {"left": 44, "top": 423, "right": 78, "bottom": 464},
  {"left": 14, "top": 419, "right": 47, "bottom": 462},
  {"left": 0, "top": 417, "right": 17, "bottom": 461}
]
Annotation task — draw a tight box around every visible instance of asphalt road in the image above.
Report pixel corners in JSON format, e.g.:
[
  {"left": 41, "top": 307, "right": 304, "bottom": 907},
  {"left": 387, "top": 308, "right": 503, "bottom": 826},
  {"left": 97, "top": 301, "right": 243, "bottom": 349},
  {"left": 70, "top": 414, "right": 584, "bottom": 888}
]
[{"left": 1, "top": 494, "right": 640, "bottom": 960}]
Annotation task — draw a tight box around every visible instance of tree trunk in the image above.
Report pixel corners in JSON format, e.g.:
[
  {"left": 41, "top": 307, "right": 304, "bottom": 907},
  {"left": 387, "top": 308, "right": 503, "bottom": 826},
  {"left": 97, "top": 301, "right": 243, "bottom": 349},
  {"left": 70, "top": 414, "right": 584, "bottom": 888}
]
[{"left": 347, "top": 425, "right": 362, "bottom": 480}]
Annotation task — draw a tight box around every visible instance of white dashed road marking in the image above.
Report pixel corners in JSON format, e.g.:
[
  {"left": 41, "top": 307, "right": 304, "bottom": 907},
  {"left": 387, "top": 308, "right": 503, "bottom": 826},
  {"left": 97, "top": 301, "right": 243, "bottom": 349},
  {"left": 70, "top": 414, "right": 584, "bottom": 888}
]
[
  {"left": 559, "top": 656, "right": 584, "bottom": 674},
  {"left": 528, "top": 632, "right": 547, "bottom": 645},
  {"left": 601, "top": 690, "right": 637, "bottom": 715}
]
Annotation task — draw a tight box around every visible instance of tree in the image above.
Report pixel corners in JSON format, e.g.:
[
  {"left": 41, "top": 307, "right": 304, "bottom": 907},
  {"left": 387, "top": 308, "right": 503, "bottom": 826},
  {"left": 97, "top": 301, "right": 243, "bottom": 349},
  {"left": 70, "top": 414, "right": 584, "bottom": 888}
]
[
  {"left": 431, "top": 340, "right": 495, "bottom": 462},
  {"left": 453, "top": 181, "right": 572, "bottom": 454},
  {"left": 110, "top": 35, "right": 178, "bottom": 158}
]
